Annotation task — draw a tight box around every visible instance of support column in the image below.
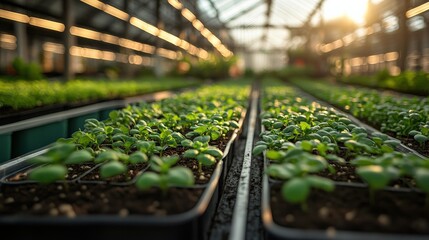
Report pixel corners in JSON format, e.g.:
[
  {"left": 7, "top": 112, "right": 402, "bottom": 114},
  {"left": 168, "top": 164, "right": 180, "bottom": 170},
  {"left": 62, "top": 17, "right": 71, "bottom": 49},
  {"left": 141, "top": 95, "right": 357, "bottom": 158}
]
[
  {"left": 63, "top": 0, "right": 75, "bottom": 81},
  {"left": 122, "top": 0, "right": 132, "bottom": 78},
  {"left": 14, "top": 22, "right": 28, "bottom": 61},
  {"left": 397, "top": 0, "right": 410, "bottom": 72},
  {"left": 154, "top": 0, "right": 163, "bottom": 77}
]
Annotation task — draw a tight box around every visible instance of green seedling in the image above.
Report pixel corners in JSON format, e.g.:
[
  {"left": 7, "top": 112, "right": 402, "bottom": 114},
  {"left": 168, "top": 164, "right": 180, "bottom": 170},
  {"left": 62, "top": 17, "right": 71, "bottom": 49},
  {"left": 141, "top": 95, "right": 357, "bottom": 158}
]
[
  {"left": 181, "top": 136, "right": 223, "bottom": 174},
  {"left": 265, "top": 153, "right": 334, "bottom": 211},
  {"left": 136, "top": 155, "right": 194, "bottom": 195},
  {"left": 96, "top": 150, "right": 148, "bottom": 179},
  {"left": 135, "top": 140, "right": 162, "bottom": 155},
  {"left": 414, "top": 168, "right": 429, "bottom": 208},
  {"left": 28, "top": 143, "right": 93, "bottom": 184},
  {"left": 356, "top": 165, "right": 398, "bottom": 205},
  {"left": 28, "top": 164, "right": 68, "bottom": 184},
  {"left": 414, "top": 134, "right": 428, "bottom": 147}
]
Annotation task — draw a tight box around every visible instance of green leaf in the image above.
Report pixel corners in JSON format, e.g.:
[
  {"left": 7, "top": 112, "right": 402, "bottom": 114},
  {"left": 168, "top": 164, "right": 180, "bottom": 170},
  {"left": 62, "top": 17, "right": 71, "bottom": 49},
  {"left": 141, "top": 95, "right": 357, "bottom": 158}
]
[
  {"left": 46, "top": 143, "right": 76, "bottom": 162},
  {"left": 316, "top": 143, "right": 328, "bottom": 156},
  {"left": 96, "top": 134, "right": 107, "bottom": 145},
  {"left": 384, "top": 139, "right": 400, "bottom": 147},
  {"left": 414, "top": 134, "right": 428, "bottom": 144},
  {"left": 357, "top": 165, "right": 390, "bottom": 190},
  {"left": 415, "top": 168, "right": 429, "bottom": 193},
  {"left": 252, "top": 144, "right": 267, "bottom": 156},
  {"left": 105, "top": 126, "right": 114, "bottom": 134},
  {"left": 95, "top": 151, "right": 119, "bottom": 163},
  {"left": 185, "top": 131, "right": 199, "bottom": 139},
  {"left": 422, "top": 126, "right": 429, "bottom": 136},
  {"left": 301, "top": 140, "right": 313, "bottom": 151},
  {"left": 358, "top": 138, "right": 376, "bottom": 147},
  {"left": 163, "top": 155, "right": 180, "bottom": 166},
  {"left": 306, "top": 175, "right": 335, "bottom": 192},
  {"left": 129, "top": 152, "right": 148, "bottom": 164},
  {"left": 112, "top": 141, "right": 124, "bottom": 149},
  {"left": 210, "top": 130, "right": 221, "bottom": 140},
  {"left": 129, "top": 129, "right": 140, "bottom": 136},
  {"left": 181, "top": 139, "right": 193, "bottom": 147},
  {"left": 203, "top": 148, "right": 224, "bottom": 159},
  {"left": 273, "top": 122, "right": 283, "bottom": 129},
  {"left": 338, "top": 117, "right": 352, "bottom": 125},
  {"left": 266, "top": 164, "right": 294, "bottom": 179},
  {"left": 284, "top": 148, "right": 304, "bottom": 160},
  {"left": 167, "top": 167, "right": 195, "bottom": 187},
  {"left": 136, "top": 172, "right": 160, "bottom": 190},
  {"left": 281, "top": 178, "right": 310, "bottom": 204},
  {"left": 112, "top": 133, "right": 125, "bottom": 142},
  {"left": 109, "top": 110, "right": 119, "bottom": 120},
  {"left": 171, "top": 132, "right": 185, "bottom": 142},
  {"left": 298, "top": 154, "right": 326, "bottom": 173},
  {"left": 194, "top": 125, "right": 208, "bottom": 134},
  {"left": 149, "top": 134, "right": 161, "bottom": 142},
  {"left": 183, "top": 149, "right": 199, "bottom": 158},
  {"left": 64, "top": 150, "right": 93, "bottom": 164},
  {"left": 196, "top": 154, "right": 216, "bottom": 166},
  {"left": 194, "top": 135, "right": 210, "bottom": 143},
  {"left": 381, "top": 144, "right": 394, "bottom": 153},
  {"left": 266, "top": 150, "right": 285, "bottom": 161},
  {"left": 28, "top": 165, "right": 67, "bottom": 184},
  {"left": 99, "top": 161, "right": 127, "bottom": 178},
  {"left": 230, "top": 121, "right": 240, "bottom": 128},
  {"left": 308, "top": 133, "right": 323, "bottom": 142},
  {"left": 326, "top": 154, "right": 345, "bottom": 163},
  {"left": 409, "top": 130, "right": 421, "bottom": 136},
  {"left": 30, "top": 155, "right": 54, "bottom": 165},
  {"left": 385, "top": 166, "right": 400, "bottom": 179},
  {"left": 299, "top": 121, "right": 311, "bottom": 131},
  {"left": 351, "top": 156, "right": 374, "bottom": 166}
]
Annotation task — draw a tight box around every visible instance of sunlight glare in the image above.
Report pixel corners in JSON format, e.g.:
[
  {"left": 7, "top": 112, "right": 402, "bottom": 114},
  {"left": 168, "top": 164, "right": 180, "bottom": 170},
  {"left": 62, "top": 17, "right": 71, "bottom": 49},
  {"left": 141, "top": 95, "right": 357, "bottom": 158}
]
[{"left": 322, "top": 0, "right": 368, "bottom": 25}]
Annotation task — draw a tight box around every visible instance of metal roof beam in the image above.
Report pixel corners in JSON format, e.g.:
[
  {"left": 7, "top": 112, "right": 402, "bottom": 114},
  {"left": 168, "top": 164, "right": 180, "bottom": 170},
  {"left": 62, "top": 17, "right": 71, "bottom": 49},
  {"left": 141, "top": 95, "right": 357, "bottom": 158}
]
[{"left": 223, "top": 1, "right": 264, "bottom": 24}]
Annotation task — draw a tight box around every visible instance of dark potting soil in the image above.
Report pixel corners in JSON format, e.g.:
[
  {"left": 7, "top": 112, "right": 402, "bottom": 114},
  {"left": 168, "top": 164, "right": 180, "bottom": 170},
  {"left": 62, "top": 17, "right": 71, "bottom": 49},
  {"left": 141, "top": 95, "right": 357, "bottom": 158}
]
[
  {"left": 270, "top": 184, "right": 429, "bottom": 234},
  {"left": 79, "top": 163, "right": 149, "bottom": 183},
  {"left": 316, "top": 161, "right": 362, "bottom": 183},
  {"left": 398, "top": 137, "right": 429, "bottom": 157},
  {"left": 0, "top": 183, "right": 202, "bottom": 216},
  {"left": 176, "top": 158, "right": 215, "bottom": 185},
  {"left": 175, "top": 135, "right": 232, "bottom": 185}
]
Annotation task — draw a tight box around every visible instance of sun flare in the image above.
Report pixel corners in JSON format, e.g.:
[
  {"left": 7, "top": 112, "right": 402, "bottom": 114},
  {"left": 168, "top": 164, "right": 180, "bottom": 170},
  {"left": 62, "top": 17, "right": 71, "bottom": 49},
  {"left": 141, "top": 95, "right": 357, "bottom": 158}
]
[{"left": 322, "top": 0, "right": 368, "bottom": 25}]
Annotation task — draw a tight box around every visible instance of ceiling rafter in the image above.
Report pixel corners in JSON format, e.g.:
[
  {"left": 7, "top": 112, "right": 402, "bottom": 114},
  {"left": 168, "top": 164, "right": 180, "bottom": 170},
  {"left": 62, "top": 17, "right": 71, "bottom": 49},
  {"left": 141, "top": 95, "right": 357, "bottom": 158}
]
[{"left": 223, "top": 1, "right": 265, "bottom": 24}]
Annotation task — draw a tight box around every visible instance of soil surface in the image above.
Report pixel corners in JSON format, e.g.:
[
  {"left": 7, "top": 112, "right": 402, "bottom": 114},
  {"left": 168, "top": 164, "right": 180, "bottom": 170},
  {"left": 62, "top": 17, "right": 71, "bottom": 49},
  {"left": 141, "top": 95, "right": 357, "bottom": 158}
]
[
  {"left": 270, "top": 184, "right": 429, "bottom": 234},
  {"left": 397, "top": 136, "right": 429, "bottom": 157},
  {"left": 0, "top": 183, "right": 202, "bottom": 216}
]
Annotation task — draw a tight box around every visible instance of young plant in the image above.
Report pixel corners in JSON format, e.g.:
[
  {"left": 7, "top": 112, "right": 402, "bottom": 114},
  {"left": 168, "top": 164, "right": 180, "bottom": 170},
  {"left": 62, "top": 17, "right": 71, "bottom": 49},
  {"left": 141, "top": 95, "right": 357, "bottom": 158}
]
[
  {"left": 149, "top": 129, "right": 183, "bottom": 155},
  {"left": 29, "top": 143, "right": 93, "bottom": 183},
  {"left": 95, "top": 150, "right": 148, "bottom": 179},
  {"left": 135, "top": 155, "right": 194, "bottom": 194},
  {"left": 181, "top": 136, "right": 223, "bottom": 175},
  {"left": 414, "top": 167, "right": 429, "bottom": 208},
  {"left": 352, "top": 153, "right": 402, "bottom": 205},
  {"left": 266, "top": 150, "right": 334, "bottom": 211}
]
